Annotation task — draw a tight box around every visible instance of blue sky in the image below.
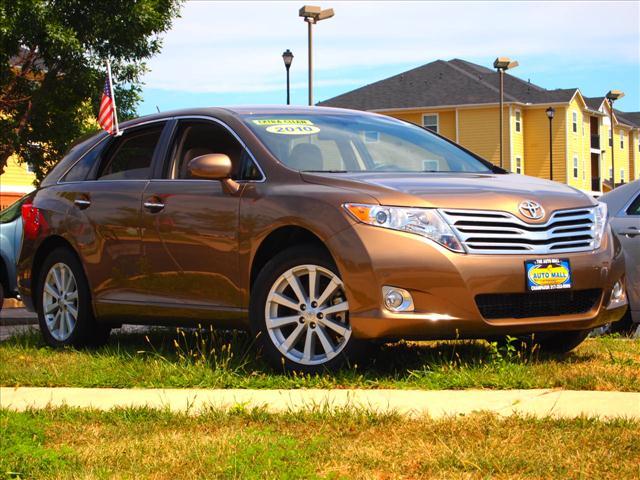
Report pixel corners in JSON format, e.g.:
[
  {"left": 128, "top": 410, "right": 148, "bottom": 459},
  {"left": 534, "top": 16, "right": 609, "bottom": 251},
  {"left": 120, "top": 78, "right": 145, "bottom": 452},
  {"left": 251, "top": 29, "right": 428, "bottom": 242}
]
[{"left": 138, "top": 1, "right": 640, "bottom": 116}]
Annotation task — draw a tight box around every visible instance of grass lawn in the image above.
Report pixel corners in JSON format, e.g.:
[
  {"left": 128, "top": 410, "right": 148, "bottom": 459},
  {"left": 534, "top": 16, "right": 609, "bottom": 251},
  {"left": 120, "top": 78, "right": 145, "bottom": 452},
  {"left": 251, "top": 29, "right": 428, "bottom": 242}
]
[
  {"left": 1, "top": 328, "right": 639, "bottom": 391},
  {"left": 1, "top": 406, "right": 639, "bottom": 479}
]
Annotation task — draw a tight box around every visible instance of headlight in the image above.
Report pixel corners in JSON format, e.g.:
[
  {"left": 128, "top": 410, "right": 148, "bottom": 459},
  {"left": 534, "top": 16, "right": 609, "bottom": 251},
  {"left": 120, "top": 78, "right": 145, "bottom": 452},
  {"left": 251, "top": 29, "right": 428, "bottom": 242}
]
[
  {"left": 593, "top": 202, "right": 608, "bottom": 250},
  {"left": 343, "top": 203, "right": 465, "bottom": 253}
]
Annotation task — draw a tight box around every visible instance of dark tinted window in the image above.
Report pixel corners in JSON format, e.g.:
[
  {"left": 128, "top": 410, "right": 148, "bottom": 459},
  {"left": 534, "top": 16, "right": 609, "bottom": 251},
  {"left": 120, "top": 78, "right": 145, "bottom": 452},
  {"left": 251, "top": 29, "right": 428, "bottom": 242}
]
[
  {"left": 626, "top": 194, "right": 640, "bottom": 215},
  {"left": 61, "top": 138, "right": 108, "bottom": 182},
  {"left": 96, "top": 124, "right": 164, "bottom": 180},
  {"left": 0, "top": 195, "right": 29, "bottom": 224},
  {"left": 167, "top": 121, "right": 261, "bottom": 180},
  {"left": 41, "top": 132, "right": 106, "bottom": 187}
]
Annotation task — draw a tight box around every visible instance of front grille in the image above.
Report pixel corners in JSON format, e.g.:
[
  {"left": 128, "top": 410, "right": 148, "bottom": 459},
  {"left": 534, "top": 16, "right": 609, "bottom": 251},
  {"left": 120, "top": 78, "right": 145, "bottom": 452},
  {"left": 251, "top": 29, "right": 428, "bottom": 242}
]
[
  {"left": 475, "top": 289, "right": 602, "bottom": 320},
  {"left": 439, "top": 207, "right": 596, "bottom": 254}
]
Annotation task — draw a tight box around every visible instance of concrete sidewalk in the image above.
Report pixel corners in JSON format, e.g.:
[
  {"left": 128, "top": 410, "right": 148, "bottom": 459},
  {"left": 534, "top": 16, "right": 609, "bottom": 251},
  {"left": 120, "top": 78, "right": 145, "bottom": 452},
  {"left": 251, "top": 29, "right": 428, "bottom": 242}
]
[{"left": 1, "top": 387, "right": 638, "bottom": 419}]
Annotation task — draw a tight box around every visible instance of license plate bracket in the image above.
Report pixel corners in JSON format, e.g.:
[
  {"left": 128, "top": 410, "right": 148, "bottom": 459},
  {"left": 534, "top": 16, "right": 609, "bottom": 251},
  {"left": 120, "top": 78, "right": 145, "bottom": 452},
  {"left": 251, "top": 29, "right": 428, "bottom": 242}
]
[{"left": 525, "top": 258, "right": 572, "bottom": 292}]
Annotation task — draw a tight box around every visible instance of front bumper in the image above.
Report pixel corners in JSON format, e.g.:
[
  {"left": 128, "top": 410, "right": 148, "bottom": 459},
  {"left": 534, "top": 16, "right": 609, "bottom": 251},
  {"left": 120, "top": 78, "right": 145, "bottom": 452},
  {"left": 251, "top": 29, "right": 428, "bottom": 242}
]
[{"left": 327, "top": 224, "right": 627, "bottom": 340}]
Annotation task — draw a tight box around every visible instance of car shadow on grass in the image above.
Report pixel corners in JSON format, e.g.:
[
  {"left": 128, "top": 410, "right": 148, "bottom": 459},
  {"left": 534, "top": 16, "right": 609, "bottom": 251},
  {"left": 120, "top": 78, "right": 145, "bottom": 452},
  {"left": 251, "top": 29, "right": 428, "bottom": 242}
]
[{"left": 4, "top": 325, "right": 594, "bottom": 381}]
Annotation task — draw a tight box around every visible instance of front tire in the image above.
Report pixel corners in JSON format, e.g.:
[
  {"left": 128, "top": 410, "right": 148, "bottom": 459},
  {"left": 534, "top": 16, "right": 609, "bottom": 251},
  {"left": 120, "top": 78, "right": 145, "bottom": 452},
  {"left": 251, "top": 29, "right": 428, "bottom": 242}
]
[
  {"left": 250, "top": 245, "right": 360, "bottom": 373},
  {"left": 37, "top": 247, "right": 110, "bottom": 348}
]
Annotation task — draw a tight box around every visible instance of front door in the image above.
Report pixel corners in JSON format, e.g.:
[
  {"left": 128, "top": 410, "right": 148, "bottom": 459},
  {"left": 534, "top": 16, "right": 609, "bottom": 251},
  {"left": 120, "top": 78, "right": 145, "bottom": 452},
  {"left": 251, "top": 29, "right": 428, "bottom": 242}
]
[
  {"left": 139, "top": 119, "right": 261, "bottom": 318},
  {"left": 612, "top": 193, "right": 640, "bottom": 318},
  {"left": 591, "top": 153, "right": 600, "bottom": 192}
]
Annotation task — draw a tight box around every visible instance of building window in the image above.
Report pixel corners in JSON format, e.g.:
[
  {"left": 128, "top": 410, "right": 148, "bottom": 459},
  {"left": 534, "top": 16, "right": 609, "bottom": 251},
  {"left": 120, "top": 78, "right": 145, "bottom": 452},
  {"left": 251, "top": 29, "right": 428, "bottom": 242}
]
[
  {"left": 515, "top": 156, "right": 522, "bottom": 174},
  {"left": 609, "top": 128, "right": 613, "bottom": 147},
  {"left": 26, "top": 163, "right": 35, "bottom": 173},
  {"left": 609, "top": 167, "right": 613, "bottom": 179},
  {"left": 621, "top": 169, "right": 625, "bottom": 183},
  {"left": 422, "top": 114, "right": 438, "bottom": 133},
  {"left": 620, "top": 132, "right": 624, "bottom": 149},
  {"left": 572, "top": 111, "right": 578, "bottom": 133},
  {"left": 515, "top": 110, "right": 521, "bottom": 133},
  {"left": 573, "top": 156, "right": 579, "bottom": 179}
]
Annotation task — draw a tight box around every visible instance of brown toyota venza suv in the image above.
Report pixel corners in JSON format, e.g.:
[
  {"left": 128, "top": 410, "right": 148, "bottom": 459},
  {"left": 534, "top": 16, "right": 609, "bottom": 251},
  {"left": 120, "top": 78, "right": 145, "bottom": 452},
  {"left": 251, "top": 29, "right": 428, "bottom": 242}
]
[{"left": 17, "top": 106, "right": 628, "bottom": 372}]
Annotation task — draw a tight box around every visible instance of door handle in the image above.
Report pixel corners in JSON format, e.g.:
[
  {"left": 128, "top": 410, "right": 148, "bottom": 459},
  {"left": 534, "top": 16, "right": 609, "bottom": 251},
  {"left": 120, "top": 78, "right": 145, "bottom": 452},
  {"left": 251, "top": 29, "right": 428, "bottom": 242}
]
[
  {"left": 618, "top": 228, "right": 639, "bottom": 238},
  {"left": 74, "top": 197, "right": 91, "bottom": 209},
  {"left": 143, "top": 199, "right": 165, "bottom": 213}
]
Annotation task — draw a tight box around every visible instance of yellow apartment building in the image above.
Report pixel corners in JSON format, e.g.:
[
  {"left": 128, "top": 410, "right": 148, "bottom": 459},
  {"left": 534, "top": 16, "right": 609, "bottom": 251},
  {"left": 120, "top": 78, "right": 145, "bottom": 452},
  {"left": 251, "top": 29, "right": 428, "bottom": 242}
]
[
  {"left": 319, "top": 59, "right": 639, "bottom": 193},
  {"left": 0, "top": 155, "right": 36, "bottom": 210}
]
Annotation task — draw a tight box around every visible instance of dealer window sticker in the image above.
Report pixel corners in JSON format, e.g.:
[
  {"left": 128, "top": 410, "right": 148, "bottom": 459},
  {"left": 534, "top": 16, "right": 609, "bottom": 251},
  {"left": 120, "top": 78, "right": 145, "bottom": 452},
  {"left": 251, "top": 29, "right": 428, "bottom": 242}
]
[
  {"left": 252, "top": 119, "right": 320, "bottom": 135},
  {"left": 252, "top": 119, "right": 314, "bottom": 125}
]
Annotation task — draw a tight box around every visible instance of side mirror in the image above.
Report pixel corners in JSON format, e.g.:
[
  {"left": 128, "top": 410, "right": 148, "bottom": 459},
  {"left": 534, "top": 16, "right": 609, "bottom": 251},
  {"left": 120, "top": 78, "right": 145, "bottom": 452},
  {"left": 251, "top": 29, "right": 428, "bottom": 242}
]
[{"left": 187, "top": 154, "right": 232, "bottom": 180}]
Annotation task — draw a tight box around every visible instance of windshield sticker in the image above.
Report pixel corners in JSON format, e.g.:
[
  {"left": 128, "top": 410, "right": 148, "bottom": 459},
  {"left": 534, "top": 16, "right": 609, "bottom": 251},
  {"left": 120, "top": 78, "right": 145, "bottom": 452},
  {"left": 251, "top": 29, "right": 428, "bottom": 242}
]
[
  {"left": 265, "top": 124, "right": 320, "bottom": 135},
  {"left": 253, "top": 119, "right": 314, "bottom": 126}
]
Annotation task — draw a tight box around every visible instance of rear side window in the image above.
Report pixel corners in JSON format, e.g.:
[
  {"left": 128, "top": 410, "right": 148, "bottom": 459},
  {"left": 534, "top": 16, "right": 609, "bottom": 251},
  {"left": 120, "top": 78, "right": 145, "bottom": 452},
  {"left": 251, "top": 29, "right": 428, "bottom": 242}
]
[
  {"left": 96, "top": 124, "right": 164, "bottom": 180},
  {"left": 61, "top": 138, "right": 108, "bottom": 183}
]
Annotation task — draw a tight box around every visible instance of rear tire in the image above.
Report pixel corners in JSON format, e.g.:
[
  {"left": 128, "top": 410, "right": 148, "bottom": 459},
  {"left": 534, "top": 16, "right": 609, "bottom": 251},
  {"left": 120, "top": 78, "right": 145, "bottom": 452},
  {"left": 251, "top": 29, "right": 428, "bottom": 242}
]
[
  {"left": 250, "top": 245, "right": 362, "bottom": 373},
  {"left": 37, "top": 247, "right": 110, "bottom": 348}
]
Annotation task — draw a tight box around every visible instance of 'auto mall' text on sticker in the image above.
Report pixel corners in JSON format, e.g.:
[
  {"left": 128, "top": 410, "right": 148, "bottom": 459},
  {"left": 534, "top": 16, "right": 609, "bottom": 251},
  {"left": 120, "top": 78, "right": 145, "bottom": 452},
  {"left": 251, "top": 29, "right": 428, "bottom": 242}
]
[{"left": 525, "top": 258, "right": 572, "bottom": 291}]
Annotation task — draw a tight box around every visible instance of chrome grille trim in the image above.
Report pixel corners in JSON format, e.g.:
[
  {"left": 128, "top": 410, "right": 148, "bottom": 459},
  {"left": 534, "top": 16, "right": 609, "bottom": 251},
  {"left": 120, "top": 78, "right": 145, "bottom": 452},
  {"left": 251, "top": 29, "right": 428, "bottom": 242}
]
[{"left": 440, "top": 207, "right": 596, "bottom": 254}]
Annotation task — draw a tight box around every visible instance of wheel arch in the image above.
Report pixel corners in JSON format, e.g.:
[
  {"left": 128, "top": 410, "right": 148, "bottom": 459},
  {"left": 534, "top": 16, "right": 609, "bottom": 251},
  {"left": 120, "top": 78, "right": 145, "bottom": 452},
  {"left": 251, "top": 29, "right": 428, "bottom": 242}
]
[
  {"left": 249, "top": 225, "right": 336, "bottom": 292},
  {"left": 31, "top": 235, "right": 92, "bottom": 310}
]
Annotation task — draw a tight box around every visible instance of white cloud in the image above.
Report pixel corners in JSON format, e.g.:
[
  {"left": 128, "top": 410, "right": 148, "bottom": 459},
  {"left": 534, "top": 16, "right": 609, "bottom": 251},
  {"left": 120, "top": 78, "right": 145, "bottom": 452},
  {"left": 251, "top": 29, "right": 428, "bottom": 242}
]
[{"left": 143, "top": 1, "right": 640, "bottom": 93}]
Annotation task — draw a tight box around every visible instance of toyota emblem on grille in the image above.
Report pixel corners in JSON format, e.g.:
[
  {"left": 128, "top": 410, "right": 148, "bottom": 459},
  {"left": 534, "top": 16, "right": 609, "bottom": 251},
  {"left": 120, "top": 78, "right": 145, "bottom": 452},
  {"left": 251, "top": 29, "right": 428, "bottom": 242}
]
[{"left": 519, "top": 200, "right": 545, "bottom": 220}]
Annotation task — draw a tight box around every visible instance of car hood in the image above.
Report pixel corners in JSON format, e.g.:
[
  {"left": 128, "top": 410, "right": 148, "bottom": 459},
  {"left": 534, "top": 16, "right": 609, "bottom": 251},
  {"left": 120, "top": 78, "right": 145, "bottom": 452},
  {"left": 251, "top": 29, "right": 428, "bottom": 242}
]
[{"left": 300, "top": 172, "right": 596, "bottom": 223}]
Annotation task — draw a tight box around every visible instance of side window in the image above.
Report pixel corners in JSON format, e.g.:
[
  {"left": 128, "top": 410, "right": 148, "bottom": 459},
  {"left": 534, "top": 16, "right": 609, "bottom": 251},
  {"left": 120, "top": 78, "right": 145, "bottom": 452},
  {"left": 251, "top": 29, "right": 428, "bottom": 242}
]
[
  {"left": 61, "top": 138, "right": 108, "bottom": 182},
  {"left": 168, "top": 120, "right": 261, "bottom": 180},
  {"left": 515, "top": 110, "right": 521, "bottom": 133},
  {"left": 96, "top": 124, "right": 164, "bottom": 180},
  {"left": 626, "top": 194, "right": 640, "bottom": 215}
]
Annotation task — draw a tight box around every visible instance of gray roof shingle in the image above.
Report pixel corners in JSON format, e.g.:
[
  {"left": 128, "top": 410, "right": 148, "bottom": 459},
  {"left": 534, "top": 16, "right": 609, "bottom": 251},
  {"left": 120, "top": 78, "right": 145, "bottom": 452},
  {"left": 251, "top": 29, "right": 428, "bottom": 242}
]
[{"left": 318, "top": 58, "right": 577, "bottom": 109}]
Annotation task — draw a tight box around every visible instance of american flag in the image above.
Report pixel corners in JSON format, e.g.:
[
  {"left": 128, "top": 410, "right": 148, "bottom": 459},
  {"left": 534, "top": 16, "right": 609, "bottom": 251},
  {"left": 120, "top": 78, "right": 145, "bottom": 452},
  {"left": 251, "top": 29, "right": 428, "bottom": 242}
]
[{"left": 98, "top": 65, "right": 118, "bottom": 135}]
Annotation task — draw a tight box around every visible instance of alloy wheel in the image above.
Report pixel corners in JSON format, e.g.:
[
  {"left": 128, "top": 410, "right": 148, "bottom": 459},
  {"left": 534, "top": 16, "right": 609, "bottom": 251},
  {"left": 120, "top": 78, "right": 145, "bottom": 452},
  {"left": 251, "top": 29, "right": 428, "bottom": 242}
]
[
  {"left": 265, "top": 264, "right": 351, "bottom": 366},
  {"left": 42, "top": 262, "right": 79, "bottom": 341}
]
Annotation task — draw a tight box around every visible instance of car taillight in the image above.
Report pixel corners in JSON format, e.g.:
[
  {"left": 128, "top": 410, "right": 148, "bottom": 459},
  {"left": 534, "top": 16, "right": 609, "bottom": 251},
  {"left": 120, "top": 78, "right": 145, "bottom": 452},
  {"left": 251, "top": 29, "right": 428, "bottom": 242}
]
[{"left": 21, "top": 202, "right": 44, "bottom": 240}]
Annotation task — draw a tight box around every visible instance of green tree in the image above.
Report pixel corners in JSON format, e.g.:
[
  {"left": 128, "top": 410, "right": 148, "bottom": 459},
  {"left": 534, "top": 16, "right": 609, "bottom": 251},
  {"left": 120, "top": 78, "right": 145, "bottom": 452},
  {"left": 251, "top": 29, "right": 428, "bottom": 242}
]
[{"left": 0, "top": 0, "right": 182, "bottom": 181}]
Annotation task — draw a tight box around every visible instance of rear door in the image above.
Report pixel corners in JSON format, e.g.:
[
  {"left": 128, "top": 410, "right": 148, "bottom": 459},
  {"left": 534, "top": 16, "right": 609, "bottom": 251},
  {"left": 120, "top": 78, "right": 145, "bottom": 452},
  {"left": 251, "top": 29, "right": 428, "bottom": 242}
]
[
  {"left": 63, "top": 121, "right": 168, "bottom": 309},
  {"left": 139, "top": 118, "right": 262, "bottom": 317}
]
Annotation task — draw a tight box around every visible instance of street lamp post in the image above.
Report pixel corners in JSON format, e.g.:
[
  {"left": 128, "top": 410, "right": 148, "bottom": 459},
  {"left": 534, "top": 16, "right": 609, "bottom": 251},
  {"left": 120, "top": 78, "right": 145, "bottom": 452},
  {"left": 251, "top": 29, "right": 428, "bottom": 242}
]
[
  {"left": 493, "top": 57, "right": 519, "bottom": 169},
  {"left": 606, "top": 89, "right": 625, "bottom": 187},
  {"left": 546, "top": 107, "right": 555, "bottom": 181},
  {"left": 282, "top": 49, "right": 294, "bottom": 105},
  {"left": 299, "top": 5, "right": 334, "bottom": 106}
]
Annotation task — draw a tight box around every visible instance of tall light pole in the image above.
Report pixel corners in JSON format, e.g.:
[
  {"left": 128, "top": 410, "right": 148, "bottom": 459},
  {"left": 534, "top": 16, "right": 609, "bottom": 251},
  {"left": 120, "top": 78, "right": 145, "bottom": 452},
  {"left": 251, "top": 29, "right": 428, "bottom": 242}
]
[
  {"left": 493, "top": 57, "right": 518, "bottom": 169},
  {"left": 606, "top": 89, "right": 625, "bottom": 187},
  {"left": 546, "top": 107, "right": 555, "bottom": 181},
  {"left": 299, "top": 5, "right": 334, "bottom": 106},
  {"left": 282, "top": 49, "right": 294, "bottom": 105}
]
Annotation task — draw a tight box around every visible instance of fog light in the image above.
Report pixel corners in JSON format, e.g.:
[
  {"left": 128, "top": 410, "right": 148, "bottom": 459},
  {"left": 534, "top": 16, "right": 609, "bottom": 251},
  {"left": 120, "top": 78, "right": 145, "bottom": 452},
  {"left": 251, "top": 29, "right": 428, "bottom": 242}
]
[
  {"left": 382, "top": 286, "right": 414, "bottom": 312},
  {"left": 607, "top": 279, "right": 627, "bottom": 310}
]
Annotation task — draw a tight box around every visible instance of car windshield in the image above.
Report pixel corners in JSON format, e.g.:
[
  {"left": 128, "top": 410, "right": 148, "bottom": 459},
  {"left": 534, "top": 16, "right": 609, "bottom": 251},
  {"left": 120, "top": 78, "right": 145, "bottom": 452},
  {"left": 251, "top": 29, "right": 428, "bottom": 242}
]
[{"left": 242, "top": 113, "right": 495, "bottom": 173}]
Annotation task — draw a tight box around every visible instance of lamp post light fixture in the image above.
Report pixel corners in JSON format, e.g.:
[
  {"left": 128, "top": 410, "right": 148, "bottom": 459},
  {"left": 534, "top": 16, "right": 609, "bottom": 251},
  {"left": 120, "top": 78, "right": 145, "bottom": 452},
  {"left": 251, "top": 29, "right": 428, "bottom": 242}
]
[
  {"left": 299, "top": 5, "right": 334, "bottom": 106},
  {"left": 282, "top": 49, "right": 294, "bottom": 105},
  {"left": 546, "top": 106, "right": 555, "bottom": 181},
  {"left": 605, "top": 89, "right": 624, "bottom": 187},
  {"left": 493, "top": 57, "right": 519, "bottom": 169}
]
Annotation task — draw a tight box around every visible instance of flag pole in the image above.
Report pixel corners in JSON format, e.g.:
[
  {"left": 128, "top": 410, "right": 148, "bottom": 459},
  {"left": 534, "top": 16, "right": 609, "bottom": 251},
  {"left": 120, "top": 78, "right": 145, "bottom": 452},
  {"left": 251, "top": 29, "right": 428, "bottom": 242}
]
[{"left": 106, "top": 60, "right": 121, "bottom": 136}]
